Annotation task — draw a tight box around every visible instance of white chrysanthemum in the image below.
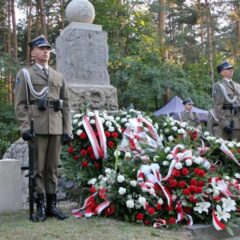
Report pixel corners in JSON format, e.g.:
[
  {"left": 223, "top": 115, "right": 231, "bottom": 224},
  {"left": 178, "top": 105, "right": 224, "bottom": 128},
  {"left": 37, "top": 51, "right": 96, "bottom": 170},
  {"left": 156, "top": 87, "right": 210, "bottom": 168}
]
[
  {"left": 203, "top": 160, "right": 211, "bottom": 169},
  {"left": 73, "top": 119, "right": 78, "bottom": 124},
  {"left": 105, "top": 120, "right": 112, "bottom": 127},
  {"left": 126, "top": 199, "right": 134, "bottom": 209},
  {"left": 227, "top": 142, "right": 234, "bottom": 148},
  {"left": 73, "top": 113, "right": 81, "bottom": 118},
  {"left": 169, "top": 121, "right": 175, "bottom": 126},
  {"left": 164, "top": 128, "right": 170, "bottom": 133},
  {"left": 221, "top": 197, "right": 236, "bottom": 212},
  {"left": 180, "top": 122, "right": 187, "bottom": 128},
  {"left": 130, "top": 180, "right": 137, "bottom": 187},
  {"left": 172, "top": 126, "right": 178, "bottom": 131},
  {"left": 76, "top": 129, "right": 83, "bottom": 136},
  {"left": 177, "top": 128, "right": 185, "bottom": 134},
  {"left": 185, "top": 159, "right": 193, "bottom": 166},
  {"left": 175, "top": 162, "right": 183, "bottom": 170},
  {"left": 163, "top": 122, "right": 167, "bottom": 127},
  {"left": 118, "top": 187, "right": 126, "bottom": 195},
  {"left": 168, "top": 136, "right": 174, "bottom": 142},
  {"left": 234, "top": 173, "right": 240, "bottom": 179},
  {"left": 125, "top": 122, "right": 130, "bottom": 127},
  {"left": 138, "top": 196, "right": 146, "bottom": 206},
  {"left": 164, "top": 147, "right": 171, "bottom": 153},
  {"left": 87, "top": 178, "right": 97, "bottom": 185},
  {"left": 117, "top": 175, "right": 125, "bottom": 183},
  {"left": 236, "top": 142, "right": 240, "bottom": 147},
  {"left": 90, "top": 119, "right": 95, "bottom": 124},
  {"left": 125, "top": 152, "right": 132, "bottom": 159},
  {"left": 204, "top": 131, "right": 210, "bottom": 137},
  {"left": 105, "top": 168, "right": 112, "bottom": 174},
  {"left": 167, "top": 154, "right": 173, "bottom": 160},
  {"left": 121, "top": 118, "right": 128, "bottom": 123},
  {"left": 108, "top": 126, "right": 115, "bottom": 132},
  {"left": 163, "top": 161, "right": 170, "bottom": 166},
  {"left": 224, "top": 176, "right": 230, "bottom": 180},
  {"left": 149, "top": 188, "right": 155, "bottom": 195},
  {"left": 154, "top": 124, "right": 159, "bottom": 130},
  {"left": 87, "top": 111, "right": 94, "bottom": 117},
  {"left": 215, "top": 139, "right": 224, "bottom": 144},
  {"left": 77, "top": 121, "right": 83, "bottom": 127}
]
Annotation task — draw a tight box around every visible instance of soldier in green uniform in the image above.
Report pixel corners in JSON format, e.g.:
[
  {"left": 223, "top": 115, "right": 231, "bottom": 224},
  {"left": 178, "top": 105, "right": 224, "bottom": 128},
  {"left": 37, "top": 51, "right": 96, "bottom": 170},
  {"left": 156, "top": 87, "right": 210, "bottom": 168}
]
[
  {"left": 14, "top": 35, "right": 72, "bottom": 221},
  {"left": 180, "top": 98, "right": 201, "bottom": 128},
  {"left": 212, "top": 61, "right": 240, "bottom": 141}
]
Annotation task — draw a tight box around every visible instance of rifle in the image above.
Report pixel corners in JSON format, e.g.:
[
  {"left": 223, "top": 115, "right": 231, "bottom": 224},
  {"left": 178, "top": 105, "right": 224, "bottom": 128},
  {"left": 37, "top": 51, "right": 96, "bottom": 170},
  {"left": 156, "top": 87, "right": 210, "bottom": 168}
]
[{"left": 28, "top": 119, "right": 37, "bottom": 221}]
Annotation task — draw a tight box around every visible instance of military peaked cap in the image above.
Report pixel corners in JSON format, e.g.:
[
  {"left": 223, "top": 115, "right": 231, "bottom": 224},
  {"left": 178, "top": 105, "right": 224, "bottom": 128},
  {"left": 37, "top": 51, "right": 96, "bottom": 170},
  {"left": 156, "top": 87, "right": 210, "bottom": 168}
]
[
  {"left": 183, "top": 98, "right": 193, "bottom": 105},
  {"left": 216, "top": 61, "right": 233, "bottom": 73},
  {"left": 29, "top": 35, "right": 51, "bottom": 49}
]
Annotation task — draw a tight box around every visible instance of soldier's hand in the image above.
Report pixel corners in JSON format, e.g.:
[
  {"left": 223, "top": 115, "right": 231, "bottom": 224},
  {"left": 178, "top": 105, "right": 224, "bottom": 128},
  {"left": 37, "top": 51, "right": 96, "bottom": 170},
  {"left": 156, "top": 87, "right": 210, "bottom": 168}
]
[
  {"left": 22, "top": 130, "right": 33, "bottom": 141},
  {"left": 223, "top": 125, "right": 233, "bottom": 134},
  {"left": 61, "top": 133, "right": 73, "bottom": 145}
]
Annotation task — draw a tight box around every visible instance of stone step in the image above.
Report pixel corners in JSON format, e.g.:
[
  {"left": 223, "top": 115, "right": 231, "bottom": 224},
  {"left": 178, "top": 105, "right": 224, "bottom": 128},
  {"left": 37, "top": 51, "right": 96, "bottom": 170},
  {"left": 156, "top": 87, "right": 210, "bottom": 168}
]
[{"left": 185, "top": 224, "right": 240, "bottom": 240}]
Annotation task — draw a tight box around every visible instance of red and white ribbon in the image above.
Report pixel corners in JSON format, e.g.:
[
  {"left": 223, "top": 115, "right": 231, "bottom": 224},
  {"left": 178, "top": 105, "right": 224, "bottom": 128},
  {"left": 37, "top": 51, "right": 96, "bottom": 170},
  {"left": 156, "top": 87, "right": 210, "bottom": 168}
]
[
  {"left": 82, "top": 112, "right": 107, "bottom": 160},
  {"left": 212, "top": 210, "right": 225, "bottom": 231},
  {"left": 220, "top": 143, "right": 240, "bottom": 166}
]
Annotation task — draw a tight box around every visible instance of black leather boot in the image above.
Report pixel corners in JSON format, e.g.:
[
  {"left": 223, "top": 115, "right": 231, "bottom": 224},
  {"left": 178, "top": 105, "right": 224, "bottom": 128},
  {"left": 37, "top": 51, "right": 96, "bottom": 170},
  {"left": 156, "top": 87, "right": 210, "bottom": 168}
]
[
  {"left": 35, "top": 193, "right": 47, "bottom": 221},
  {"left": 46, "top": 194, "right": 68, "bottom": 220}
]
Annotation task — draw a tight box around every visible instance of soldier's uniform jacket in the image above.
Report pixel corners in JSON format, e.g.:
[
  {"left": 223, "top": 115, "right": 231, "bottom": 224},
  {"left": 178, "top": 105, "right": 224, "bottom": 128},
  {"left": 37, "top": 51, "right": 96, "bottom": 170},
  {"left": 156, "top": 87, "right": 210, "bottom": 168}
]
[
  {"left": 180, "top": 111, "right": 200, "bottom": 127},
  {"left": 212, "top": 79, "right": 240, "bottom": 130},
  {"left": 14, "top": 64, "right": 72, "bottom": 135}
]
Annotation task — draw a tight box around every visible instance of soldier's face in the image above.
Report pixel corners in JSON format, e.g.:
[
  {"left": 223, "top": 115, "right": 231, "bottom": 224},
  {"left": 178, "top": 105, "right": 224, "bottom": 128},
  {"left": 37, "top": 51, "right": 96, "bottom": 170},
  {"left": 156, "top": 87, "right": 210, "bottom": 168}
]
[
  {"left": 221, "top": 68, "right": 233, "bottom": 79},
  {"left": 185, "top": 104, "right": 192, "bottom": 111},
  {"left": 31, "top": 47, "right": 51, "bottom": 65}
]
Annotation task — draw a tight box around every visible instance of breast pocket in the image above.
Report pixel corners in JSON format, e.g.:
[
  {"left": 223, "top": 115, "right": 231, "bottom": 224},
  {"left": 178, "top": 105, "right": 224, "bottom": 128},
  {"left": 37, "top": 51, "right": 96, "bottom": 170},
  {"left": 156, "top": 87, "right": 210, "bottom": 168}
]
[
  {"left": 32, "top": 80, "right": 47, "bottom": 92},
  {"left": 51, "top": 80, "right": 63, "bottom": 97}
]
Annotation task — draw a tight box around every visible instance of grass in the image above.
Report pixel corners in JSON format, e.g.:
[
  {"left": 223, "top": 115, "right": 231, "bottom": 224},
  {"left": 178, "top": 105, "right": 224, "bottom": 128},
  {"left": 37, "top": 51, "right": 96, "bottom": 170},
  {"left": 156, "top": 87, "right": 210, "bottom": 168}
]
[{"left": 0, "top": 208, "right": 193, "bottom": 240}]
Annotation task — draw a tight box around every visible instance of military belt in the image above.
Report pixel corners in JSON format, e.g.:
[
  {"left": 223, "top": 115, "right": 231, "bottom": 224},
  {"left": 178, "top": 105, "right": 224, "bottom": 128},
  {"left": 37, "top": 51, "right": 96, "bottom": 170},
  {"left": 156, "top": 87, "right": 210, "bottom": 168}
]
[
  {"left": 29, "top": 99, "right": 56, "bottom": 107},
  {"left": 213, "top": 124, "right": 218, "bottom": 127},
  {"left": 222, "top": 105, "right": 233, "bottom": 110}
]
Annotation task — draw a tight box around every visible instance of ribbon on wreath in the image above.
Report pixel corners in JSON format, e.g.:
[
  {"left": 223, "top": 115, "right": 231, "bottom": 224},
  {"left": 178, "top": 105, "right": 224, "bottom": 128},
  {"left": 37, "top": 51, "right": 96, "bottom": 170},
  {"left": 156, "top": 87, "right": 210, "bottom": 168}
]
[
  {"left": 212, "top": 210, "right": 225, "bottom": 231},
  {"left": 82, "top": 111, "right": 107, "bottom": 160},
  {"left": 198, "top": 138, "right": 210, "bottom": 156},
  {"left": 220, "top": 143, "right": 240, "bottom": 166}
]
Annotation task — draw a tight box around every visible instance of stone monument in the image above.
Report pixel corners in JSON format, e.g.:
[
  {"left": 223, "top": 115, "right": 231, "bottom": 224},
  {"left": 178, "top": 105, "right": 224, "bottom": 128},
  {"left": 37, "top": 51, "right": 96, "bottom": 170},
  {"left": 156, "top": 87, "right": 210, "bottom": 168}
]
[{"left": 56, "top": 0, "right": 118, "bottom": 111}]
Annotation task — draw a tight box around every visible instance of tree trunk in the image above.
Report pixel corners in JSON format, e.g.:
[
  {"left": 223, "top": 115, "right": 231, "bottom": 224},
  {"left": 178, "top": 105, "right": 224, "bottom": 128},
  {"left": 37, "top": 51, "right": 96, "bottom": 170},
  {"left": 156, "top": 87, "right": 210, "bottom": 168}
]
[
  {"left": 205, "top": 0, "right": 214, "bottom": 84},
  {"left": 39, "top": 0, "right": 47, "bottom": 36},
  {"left": 10, "top": 0, "right": 18, "bottom": 59},
  {"left": 158, "top": 0, "right": 167, "bottom": 59},
  {"left": 26, "top": 0, "right": 33, "bottom": 64},
  {"left": 234, "top": 0, "right": 240, "bottom": 58}
]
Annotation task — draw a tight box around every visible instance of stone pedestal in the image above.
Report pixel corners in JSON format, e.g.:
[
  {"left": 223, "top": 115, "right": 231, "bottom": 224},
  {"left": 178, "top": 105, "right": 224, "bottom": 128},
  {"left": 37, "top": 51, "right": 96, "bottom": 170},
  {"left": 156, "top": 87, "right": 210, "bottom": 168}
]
[
  {"left": 56, "top": 22, "right": 118, "bottom": 111},
  {"left": 0, "top": 159, "right": 21, "bottom": 212}
]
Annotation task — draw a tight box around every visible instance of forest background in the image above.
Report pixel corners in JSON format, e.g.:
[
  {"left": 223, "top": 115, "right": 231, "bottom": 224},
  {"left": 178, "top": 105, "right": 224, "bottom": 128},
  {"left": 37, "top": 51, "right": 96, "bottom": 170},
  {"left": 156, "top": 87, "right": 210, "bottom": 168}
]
[{"left": 1, "top": 0, "right": 240, "bottom": 158}]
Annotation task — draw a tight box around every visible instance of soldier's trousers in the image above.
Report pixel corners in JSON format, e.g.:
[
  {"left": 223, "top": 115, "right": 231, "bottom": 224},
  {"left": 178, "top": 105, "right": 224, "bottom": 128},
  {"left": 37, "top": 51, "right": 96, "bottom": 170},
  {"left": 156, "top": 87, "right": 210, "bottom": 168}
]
[
  {"left": 222, "top": 129, "right": 240, "bottom": 142},
  {"left": 33, "top": 135, "right": 62, "bottom": 194}
]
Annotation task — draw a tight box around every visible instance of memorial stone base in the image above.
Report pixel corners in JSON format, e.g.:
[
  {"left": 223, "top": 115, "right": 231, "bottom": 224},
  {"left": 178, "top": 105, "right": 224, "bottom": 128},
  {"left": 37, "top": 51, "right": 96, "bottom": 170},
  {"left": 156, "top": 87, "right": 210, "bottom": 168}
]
[{"left": 0, "top": 159, "right": 21, "bottom": 212}]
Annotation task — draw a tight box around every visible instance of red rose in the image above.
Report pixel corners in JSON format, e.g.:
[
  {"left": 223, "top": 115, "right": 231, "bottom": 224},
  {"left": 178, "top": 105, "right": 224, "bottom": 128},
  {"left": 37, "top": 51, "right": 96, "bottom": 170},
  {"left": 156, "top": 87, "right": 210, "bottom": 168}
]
[
  {"left": 189, "top": 194, "right": 197, "bottom": 203},
  {"left": 238, "top": 148, "right": 240, "bottom": 154},
  {"left": 190, "top": 178, "right": 198, "bottom": 186},
  {"left": 168, "top": 217, "right": 176, "bottom": 224},
  {"left": 81, "top": 161, "right": 88, "bottom": 168},
  {"left": 90, "top": 153, "right": 96, "bottom": 160},
  {"left": 90, "top": 185, "right": 96, "bottom": 193},
  {"left": 198, "top": 169, "right": 206, "bottom": 177},
  {"left": 147, "top": 207, "right": 155, "bottom": 215},
  {"left": 80, "top": 149, "right": 88, "bottom": 156},
  {"left": 183, "top": 188, "right": 190, "bottom": 195},
  {"left": 172, "top": 169, "right": 181, "bottom": 177},
  {"left": 87, "top": 146, "right": 93, "bottom": 154},
  {"left": 194, "top": 168, "right": 201, "bottom": 175},
  {"left": 68, "top": 146, "right": 74, "bottom": 154},
  {"left": 80, "top": 132, "right": 87, "bottom": 139},
  {"left": 111, "top": 132, "right": 119, "bottom": 138},
  {"left": 181, "top": 168, "right": 189, "bottom": 176},
  {"left": 94, "top": 162, "right": 101, "bottom": 169},
  {"left": 108, "top": 141, "right": 115, "bottom": 148},
  {"left": 169, "top": 178, "right": 178, "bottom": 188},
  {"left": 196, "top": 186, "right": 203, "bottom": 194},
  {"left": 197, "top": 181, "right": 205, "bottom": 187},
  {"left": 105, "top": 131, "right": 111, "bottom": 138},
  {"left": 144, "top": 220, "right": 152, "bottom": 225},
  {"left": 73, "top": 155, "right": 79, "bottom": 161},
  {"left": 156, "top": 203, "right": 162, "bottom": 210},
  {"left": 189, "top": 185, "right": 197, "bottom": 193},
  {"left": 136, "top": 212, "right": 144, "bottom": 221},
  {"left": 178, "top": 180, "right": 186, "bottom": 188}
]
